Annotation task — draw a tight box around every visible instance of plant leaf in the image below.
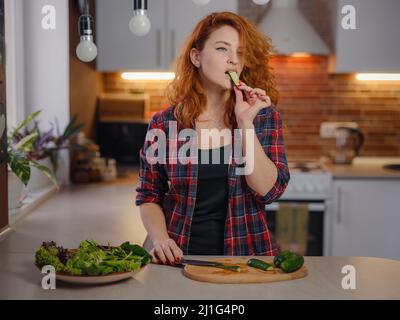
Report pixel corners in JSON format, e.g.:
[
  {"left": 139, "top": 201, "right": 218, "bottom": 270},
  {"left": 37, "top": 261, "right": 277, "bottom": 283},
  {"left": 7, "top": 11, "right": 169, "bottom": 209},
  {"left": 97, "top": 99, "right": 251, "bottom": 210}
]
[
  {"left": 62, "top": 123, "right": 85, "bottom": 141},
  {"left": 9, "top": 152, "right": 31, "bottom": 185},
  {"left": 14, "top": 132, "right": 38, "bottom": 152},
  {"left": 61, "top": 114, "right": 84, "bottom": 141},
  {"left": 49, "top": 150, "right": 59, "bottom": 173},
  {"left": 37, "top": 127, "right": 54, "bottom": 147},
  {"left": 11, "top": 110, "right": 41, "bottom": 138},
  {"left": 62, "top": 114, "right": 77, "bottom": 138},
  {"left": 30, "top": 159, "right": 59, "bottom": 190}
]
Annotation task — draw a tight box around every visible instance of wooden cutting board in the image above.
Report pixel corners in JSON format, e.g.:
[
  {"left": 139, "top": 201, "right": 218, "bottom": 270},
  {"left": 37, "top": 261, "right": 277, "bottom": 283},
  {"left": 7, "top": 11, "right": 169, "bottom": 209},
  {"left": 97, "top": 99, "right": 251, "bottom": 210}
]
[{"left": 183, "top": 257, "right": 308, "bottom": 284}]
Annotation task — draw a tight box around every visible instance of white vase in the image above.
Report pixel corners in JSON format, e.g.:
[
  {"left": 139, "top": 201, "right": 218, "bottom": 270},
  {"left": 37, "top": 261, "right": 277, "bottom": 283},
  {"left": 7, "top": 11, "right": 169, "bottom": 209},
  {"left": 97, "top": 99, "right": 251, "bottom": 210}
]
[
  {"left": 8, "top": 171, "right": 25, "bottom": 210},
  {"left": 27, "top": 157, "right": 53, "bottom": 192}
]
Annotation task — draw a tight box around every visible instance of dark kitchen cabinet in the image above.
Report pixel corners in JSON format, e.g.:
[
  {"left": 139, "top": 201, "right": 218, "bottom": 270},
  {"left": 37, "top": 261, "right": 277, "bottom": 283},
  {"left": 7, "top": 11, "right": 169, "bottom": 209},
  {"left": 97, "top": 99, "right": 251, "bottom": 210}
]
[{"left": 97, "top": 121, "right": 148, "bottom": 165}]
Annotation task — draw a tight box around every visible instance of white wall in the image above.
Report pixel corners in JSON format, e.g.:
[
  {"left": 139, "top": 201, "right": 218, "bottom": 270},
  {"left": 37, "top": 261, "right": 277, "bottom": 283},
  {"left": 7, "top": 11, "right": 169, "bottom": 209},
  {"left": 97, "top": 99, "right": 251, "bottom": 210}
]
[
  {"left": 5, "top": 0, "right": 25, "bottom": 128},
  {"left": 6, "top": 0, "right": 70, "bottom": 185}
]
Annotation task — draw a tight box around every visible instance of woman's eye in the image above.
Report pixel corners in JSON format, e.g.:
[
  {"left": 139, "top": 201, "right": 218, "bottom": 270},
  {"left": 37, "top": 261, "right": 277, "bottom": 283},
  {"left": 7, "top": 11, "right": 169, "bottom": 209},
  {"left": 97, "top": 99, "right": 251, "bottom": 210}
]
[{"left": 217, "top": 47, "right": 227, "bottom": 52}]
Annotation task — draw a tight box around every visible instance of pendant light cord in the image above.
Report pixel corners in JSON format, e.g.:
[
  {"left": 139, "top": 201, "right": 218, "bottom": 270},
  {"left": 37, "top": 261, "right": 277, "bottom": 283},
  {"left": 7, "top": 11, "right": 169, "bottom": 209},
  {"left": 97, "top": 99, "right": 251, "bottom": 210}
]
[{"left": 84, "top": 0, "right": 89, "bottom": 15}]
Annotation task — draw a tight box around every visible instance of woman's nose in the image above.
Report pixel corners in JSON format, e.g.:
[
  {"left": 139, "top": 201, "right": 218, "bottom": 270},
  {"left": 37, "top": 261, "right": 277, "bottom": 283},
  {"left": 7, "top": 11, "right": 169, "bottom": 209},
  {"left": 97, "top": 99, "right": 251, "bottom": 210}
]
[
  {"left": 228, "top": 53, "right": 240, "bottom": 66},
  {"left": 228, "top": 57, "right": 239, "bottom": 65}
]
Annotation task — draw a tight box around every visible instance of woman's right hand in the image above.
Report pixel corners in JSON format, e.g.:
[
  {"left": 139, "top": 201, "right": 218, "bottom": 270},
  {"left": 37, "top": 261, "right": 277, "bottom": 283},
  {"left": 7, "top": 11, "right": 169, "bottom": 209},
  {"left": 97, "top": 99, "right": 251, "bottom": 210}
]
[{"left": 150, "top": 238, "right": 183, "bottom": 265}]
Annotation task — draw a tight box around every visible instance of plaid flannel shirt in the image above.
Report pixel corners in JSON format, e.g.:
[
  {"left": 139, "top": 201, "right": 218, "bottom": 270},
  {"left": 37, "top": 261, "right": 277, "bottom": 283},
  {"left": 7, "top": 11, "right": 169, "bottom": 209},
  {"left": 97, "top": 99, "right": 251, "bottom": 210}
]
[{"left": 135, "top": 105, "right": 290, "bottom": 255}]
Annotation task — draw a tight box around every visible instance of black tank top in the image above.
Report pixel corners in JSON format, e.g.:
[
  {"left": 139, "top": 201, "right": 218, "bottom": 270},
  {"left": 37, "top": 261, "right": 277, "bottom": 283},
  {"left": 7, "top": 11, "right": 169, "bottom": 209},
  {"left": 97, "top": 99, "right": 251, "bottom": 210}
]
[{"left": 188, "top": 143, "right": 231, "bottom": 255}]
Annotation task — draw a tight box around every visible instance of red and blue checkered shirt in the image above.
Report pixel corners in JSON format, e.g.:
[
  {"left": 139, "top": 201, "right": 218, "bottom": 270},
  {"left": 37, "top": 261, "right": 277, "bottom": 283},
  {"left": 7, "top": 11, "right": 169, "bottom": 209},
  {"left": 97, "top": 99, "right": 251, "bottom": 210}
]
[{"left": 135, "top": 105, "right": 290, "bottom": 256}]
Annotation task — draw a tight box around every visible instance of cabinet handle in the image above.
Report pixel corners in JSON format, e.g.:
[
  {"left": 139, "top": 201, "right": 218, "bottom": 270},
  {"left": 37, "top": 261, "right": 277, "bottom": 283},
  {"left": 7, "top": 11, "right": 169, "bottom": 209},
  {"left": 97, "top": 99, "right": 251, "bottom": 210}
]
[
  {"left": 265, "top": 202, "right": 326, "bottom": 212},
  {"left": 336, "top": 186, "right": 342, "bottom": 224},
  {"left": 156, "top": 29, "right": 161, "bottom": 66},
  {"left": 170, "top": 29, "right": 176, "bottom": 65}
]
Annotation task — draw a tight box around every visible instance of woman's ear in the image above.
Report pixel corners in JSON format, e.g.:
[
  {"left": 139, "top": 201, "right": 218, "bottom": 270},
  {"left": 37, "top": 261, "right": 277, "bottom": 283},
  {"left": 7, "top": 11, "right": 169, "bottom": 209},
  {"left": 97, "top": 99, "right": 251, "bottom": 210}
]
[{"left": 190, "top": 48, "right": 201, "bottom": 68}]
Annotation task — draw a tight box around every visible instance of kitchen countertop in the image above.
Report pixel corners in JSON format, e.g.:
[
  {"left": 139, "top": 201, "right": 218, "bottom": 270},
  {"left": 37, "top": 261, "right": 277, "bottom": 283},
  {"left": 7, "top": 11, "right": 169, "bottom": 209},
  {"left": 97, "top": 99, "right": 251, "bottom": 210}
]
[
  {"left": 1, "top": 254, "right": 400, "bottom": 300},
  {"left": 1, "top": 172, "right": 400, "bottom": 300},
  {"left": 321, "top": 157, "right": 400, "bottom": 179}
]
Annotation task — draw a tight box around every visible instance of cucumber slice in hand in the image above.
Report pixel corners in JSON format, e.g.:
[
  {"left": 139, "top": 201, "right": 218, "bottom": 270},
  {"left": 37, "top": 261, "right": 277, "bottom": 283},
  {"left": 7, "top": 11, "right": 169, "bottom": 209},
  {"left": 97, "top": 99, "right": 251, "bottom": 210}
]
[{"left": 227, "top": 71, "right": 240, "bottom": 86}]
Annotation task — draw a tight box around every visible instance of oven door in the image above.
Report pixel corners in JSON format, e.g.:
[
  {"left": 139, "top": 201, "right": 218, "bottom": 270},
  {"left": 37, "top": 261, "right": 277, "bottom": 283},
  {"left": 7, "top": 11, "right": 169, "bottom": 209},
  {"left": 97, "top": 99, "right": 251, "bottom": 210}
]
[{"left": 265, "top": 200, "right": 325, "bottom": 256}]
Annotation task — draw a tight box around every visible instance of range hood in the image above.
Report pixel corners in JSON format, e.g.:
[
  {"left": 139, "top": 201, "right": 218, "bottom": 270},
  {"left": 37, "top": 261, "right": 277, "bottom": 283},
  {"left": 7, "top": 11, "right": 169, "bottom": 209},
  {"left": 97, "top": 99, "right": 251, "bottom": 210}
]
[{"left": 257, "top": 0, "right": 330, "bottom": 55}]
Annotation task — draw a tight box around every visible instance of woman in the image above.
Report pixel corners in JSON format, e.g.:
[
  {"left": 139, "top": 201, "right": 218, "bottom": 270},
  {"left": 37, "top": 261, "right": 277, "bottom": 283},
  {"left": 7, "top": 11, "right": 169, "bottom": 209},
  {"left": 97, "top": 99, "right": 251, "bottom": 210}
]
[{"left": 135, "top": 12, "right": 290, "bottom": 264}]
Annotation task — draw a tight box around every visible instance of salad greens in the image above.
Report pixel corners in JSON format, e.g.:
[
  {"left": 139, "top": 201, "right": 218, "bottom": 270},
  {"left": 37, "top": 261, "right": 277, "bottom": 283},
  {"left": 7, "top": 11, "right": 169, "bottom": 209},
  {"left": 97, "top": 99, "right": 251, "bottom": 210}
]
[
  {"left": 35, "top": 243, "right": 65, "bottom": 272},
  {"left": 35, "top": 240, "right": 151, "bottom": 276}
]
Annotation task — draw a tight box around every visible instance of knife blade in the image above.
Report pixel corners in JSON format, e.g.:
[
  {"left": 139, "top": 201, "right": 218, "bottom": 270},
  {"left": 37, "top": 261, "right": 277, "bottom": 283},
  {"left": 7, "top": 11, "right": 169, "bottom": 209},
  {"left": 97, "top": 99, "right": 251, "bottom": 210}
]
[
  {"left": 176, "top": 258, "right": 241, "bottom": 272},
  {"left": 178, "top": 258, "right": 222, "bottom": 267}
]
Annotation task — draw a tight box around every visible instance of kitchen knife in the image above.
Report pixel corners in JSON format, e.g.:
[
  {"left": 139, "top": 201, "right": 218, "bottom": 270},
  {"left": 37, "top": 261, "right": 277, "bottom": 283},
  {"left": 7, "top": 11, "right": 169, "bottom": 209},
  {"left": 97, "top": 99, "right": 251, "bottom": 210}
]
[
  {"left": 178, "top": 258, "right": 223, "bottom": 267},
  {"left": 175, "top": 258, "right": 241, "bottom": 272}
]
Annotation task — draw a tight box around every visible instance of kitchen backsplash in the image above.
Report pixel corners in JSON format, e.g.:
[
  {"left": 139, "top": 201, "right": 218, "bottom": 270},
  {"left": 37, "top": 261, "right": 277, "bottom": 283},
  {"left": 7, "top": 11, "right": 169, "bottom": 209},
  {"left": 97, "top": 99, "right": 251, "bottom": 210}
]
[{"left": 102, "top": 54, "right": 400, "bottom": 161}]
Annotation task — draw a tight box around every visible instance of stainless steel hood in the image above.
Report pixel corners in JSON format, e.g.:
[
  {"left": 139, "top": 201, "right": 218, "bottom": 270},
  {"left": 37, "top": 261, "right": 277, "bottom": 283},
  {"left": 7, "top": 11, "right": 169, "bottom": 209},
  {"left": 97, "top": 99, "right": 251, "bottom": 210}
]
[{"left": 257, "top": 0, "right": 330, "bottom": 55}]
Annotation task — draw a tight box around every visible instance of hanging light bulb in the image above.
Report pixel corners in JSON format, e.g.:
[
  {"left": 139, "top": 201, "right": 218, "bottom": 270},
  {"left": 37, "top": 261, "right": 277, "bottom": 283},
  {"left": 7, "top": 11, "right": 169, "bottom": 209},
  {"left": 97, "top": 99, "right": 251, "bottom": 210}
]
[
  {"left": 76, "top": 1, "right": 98, "bottom": 62},
  {"left": 252, "top": 0, "right": 271, "bottom": 5},
  {"left": 192, "top": 0, "right": 211, "bottom": 5},
  {"left": 129, "top": 0, "right": 151, "bottom": 37}
]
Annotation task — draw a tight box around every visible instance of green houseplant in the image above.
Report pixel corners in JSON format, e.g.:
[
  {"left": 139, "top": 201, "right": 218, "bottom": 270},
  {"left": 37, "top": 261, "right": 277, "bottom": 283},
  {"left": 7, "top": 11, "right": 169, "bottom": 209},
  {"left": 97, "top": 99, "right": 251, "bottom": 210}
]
[
  {"left": 7, "top": 110, "right": 84, "bottom": 208},
  {"left": 7, "top": 111, "right": 58, "bottom": 209},
  {"left": 7, "top": 111, "right": 58, "bottom": 186},
  {"left": 13, "top": 113, "right": 85, "bottom": 174},
  {"left": 10, "top": 111, "right": 84, "bottom": 191}
]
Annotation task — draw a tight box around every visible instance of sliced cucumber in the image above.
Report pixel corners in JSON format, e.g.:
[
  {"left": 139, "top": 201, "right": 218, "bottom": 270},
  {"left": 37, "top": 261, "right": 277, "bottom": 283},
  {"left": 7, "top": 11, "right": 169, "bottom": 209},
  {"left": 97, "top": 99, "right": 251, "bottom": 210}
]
[
  {"left": 247, "top": 258, "right": 274, "bottom": 271},
  {"left": 216, "top": 264, "right": 241, "bottom": 272},
  {"left": 227, "top": 71, "right": 240, "bottom": 86}
]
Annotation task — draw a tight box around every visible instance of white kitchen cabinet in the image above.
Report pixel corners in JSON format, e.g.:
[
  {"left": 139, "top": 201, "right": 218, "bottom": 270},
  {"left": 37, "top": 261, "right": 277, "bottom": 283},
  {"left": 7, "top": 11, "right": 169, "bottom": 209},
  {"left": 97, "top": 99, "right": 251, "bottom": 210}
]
[
  {"left": 166, "top": 0, "right": 238, "bottom": 68},
  {"left": 96, "top": 0, "right": 237, "bottom": 71},
  {"left": 96, "top": 0, "right": 168, "bottom": 71},
  {"left": 330, "top": 179, "right": 400, "bottom": 260},
  {"left": 332, "top": 0, "right": 400, "bottom": 73}
]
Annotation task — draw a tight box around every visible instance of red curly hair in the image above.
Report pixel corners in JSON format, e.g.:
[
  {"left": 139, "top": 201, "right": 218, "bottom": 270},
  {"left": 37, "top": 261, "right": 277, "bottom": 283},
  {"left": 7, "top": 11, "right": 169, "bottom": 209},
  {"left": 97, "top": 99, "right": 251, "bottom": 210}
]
[{"left": 166, "top": 11, "right": 279, "bottom": 130}]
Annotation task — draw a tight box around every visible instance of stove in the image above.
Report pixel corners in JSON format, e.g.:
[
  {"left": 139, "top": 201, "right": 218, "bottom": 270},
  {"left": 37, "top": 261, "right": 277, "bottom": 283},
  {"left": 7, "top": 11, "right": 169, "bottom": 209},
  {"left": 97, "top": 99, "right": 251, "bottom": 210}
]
[
  {"left": 281, "top": 161, "right": 332, "bottom": 201},
  {"left": 265, "top": 161, "right": 333, "bottom": 256},
  {"left": 289, "top": 161, "right": 324, "bottom": 173}
]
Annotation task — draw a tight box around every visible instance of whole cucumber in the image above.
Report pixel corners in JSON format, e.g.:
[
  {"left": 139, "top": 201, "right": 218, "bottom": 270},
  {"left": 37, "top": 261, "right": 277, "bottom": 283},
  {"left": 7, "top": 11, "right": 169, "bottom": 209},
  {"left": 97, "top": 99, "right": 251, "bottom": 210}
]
[
  {"left": 273, "top": 250, "right": 294, "bottom": 268},
  {"left": 280, "top": 255, "right": 304, "bottom": 273},
  {"left": 247, "top": 258, "right": 274, "bottom": 271}
]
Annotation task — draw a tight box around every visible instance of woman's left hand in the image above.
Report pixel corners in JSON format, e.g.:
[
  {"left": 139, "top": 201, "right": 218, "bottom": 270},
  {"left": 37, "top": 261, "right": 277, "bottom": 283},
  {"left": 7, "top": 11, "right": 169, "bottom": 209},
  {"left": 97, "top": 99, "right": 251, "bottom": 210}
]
[{"left": 233, "top": 81, "right": 272, "bottom": 127}]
